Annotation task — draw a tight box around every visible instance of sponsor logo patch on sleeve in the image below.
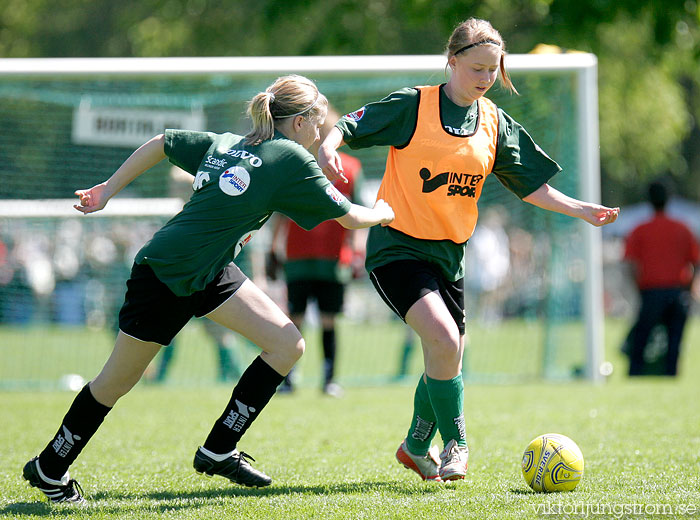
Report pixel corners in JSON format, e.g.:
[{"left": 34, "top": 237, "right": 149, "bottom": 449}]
[
  {"left": 346, "top": 107, "right": 366, "bottom": 121},
  {"left": 326, "top": 185, "right": 348, "bottom": 206}
]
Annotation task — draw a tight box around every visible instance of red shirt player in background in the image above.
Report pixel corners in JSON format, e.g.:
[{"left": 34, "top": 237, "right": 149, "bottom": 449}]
[
  {"left": 624, "top": 180, "right": 699, "bottom": 376},
  {"left": 269, "top": 109, "right": 364, "bottom": 397}
]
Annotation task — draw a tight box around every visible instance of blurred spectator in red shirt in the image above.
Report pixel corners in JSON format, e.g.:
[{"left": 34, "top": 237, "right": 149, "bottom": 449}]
[{"left": 624, "top": 180, "right": 699, "bottom": 376}]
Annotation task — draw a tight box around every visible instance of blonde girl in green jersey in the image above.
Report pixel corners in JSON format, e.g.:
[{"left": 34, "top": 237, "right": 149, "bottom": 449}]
[{"left": 22, "top": 75, "right": 393, "bottom": 504}]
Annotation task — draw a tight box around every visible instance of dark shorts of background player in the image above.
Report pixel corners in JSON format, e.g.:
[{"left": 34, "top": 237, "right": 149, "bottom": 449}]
[
  {"left": 287, "top": 279, "right": 344, "bottom": 316},
  {"left": 118, "top": 262, "right": 247, "bottom": 346},
  {"left": 369, "top": 259, "right": 465, "bottom": 335}
]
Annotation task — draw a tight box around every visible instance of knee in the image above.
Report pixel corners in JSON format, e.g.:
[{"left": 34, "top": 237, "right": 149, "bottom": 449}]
[
  {"left": 282, "top": 329, "right": 305, "bottom": 363},
  {"left": 424, "top": 327, "right": 461, "bottom": 362},
  {"left": 291, "top": 336, "right": 305, "bottom": 362}
]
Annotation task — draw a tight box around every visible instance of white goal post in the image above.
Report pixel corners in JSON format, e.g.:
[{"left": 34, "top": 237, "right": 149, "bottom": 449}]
[{"left": 0, "top": 54, "right": 604, "bottom": 382}]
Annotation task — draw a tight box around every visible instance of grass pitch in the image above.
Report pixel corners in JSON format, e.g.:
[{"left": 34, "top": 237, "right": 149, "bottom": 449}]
[{"left": 1, "top": 319, "right": 699, "bottom": 519}]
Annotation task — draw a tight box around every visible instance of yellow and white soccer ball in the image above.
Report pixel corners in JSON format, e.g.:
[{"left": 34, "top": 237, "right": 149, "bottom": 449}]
[{"left": 521, "top": 433, "right": 584, "bottom": 492}]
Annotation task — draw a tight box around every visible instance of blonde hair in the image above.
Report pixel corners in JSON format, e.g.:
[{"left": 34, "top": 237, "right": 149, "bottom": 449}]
[
  {"left": 245, "top": 75, "right": 328, "bottom": 145},
  {"left": 446, "top": 18, "right": 518, "bottom": 94}
]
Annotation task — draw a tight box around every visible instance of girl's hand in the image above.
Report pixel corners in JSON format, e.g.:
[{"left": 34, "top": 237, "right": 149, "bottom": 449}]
[
  {"left": 374, "top": 198, "right": 395, "bottom": 226},
  {"left": 74, "top": 182, "right": 110, "bottom": 214},
  {"left": 318, "top": 145, "right": 348, "bottom": 184},
  {"left": 583, "top": 205, "right": 620, "bottom": 227}
]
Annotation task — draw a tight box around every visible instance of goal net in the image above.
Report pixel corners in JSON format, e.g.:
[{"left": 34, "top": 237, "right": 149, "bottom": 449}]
[{"left": 0, "top": 55, "right": 603, "bottom": 389}]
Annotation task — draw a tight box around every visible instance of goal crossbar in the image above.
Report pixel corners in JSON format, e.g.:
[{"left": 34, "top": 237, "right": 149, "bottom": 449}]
[{"left": 0, "top": 54, "right": 597, "bottom": 76}]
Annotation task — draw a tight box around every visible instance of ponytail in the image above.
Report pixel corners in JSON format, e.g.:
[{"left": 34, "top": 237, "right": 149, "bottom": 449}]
[{"left": 245, "top": 91, "right": 276, "bottom": 146}]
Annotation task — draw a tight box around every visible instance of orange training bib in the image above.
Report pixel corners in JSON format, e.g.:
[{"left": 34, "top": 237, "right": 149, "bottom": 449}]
[{"left": 376, "top": 85, "right": 499, "bottom": 243}]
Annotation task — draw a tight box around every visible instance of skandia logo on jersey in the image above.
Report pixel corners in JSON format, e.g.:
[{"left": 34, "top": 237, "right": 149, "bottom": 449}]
[
  {"left": 346, "top": 107, "right": 366, "bottom": 121},
  {"left": 326, "top": 185, "right": 347, "bottom": 205},
  {"left": 205, "top": 155, "right": 227, "bottom": 170},
  {"left": 219, "top": 166, "right": 251, "bottom": 196},
  {"left": 419, "top": 167, "right": 483, "bottom": 197}
]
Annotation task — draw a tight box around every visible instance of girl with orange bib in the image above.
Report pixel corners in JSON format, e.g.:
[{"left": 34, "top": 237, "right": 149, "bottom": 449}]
[{"left": 319, "top": 18, "right": 619, "bottom": 482}]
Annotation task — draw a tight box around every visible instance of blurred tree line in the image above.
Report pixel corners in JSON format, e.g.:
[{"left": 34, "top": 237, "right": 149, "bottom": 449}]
[{"left": 1, "top": 0, "right": 699, "bottom": 205}]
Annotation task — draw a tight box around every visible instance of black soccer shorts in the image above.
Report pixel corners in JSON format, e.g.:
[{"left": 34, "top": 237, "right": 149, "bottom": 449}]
[
  {"left": 286, "top": 279, "right": 345, "bottom": 316},
  {"left": 118, "top": 262, "right": 247, "bottom": 345},
  {"left": 369, "top": 259, "right": 465, "bottom": 335}
]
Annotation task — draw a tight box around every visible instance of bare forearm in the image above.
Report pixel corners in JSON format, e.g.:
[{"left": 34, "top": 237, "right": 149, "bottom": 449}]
[
  {"left": 523, "top": 184, "right": 581, "bottom": 215},
  {"left": 318, "top": 127, "right": 348, "bottom": 183},
  {"left": 523, "top": 183, "right": 619, "bottom": 227},
  {"left": 74, "top": 134, "right": 167, "bottom": 214},
  {"left": 335, "top": 200, "right": 394, "bottom": 229},
  {"left": 104, "top": 134, "right": 167, "bottom": 198},
  {"left": 319, "top": 127, "right": 345, "bottom": 155}
]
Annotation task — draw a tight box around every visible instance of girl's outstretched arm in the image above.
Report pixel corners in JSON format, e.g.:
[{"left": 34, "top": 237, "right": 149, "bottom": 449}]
[
  {"left": 335, "top": 199, "right": 394, "bottom": 229},
  {"left": 74, "top": 134, "right": 166, "bottom": 214},
  {"left": 523, "top": 183, "right": 620, "bottom": 227}
]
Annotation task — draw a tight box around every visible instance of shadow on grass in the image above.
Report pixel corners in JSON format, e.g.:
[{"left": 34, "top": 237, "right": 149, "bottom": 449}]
[
  {"left": 0, "top": 502, "right": 55, "bottom": 518},
  {"left": 509, "top": 488, "right": 535, "bottom": 495},
  {"left": 3, "top": 480, "right": 444, "bottom": 517},
  {"left": 108, "top": 479, "right": 446, "bottom": 500}
]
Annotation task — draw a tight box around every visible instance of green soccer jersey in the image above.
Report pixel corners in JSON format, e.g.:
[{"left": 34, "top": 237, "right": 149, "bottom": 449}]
[
  {"left": 336, "top": 85, "right": 562, "bottom": 281},
  {"left": 134, "top": 129, "right": 351, "bottom": 296}
]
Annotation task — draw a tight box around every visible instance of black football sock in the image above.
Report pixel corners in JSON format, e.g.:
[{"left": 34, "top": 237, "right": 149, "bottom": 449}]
[
  {"left": 322, "top": 328, "right": 336, "bottom": 384},
  {"left": 203, "top": 356, "right": 284, "bottom": 454},
  {"left": 37, "top": 384, "right": 112, "bottom": 480}
]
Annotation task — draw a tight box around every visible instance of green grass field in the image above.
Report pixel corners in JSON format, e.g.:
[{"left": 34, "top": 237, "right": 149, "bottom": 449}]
[{"left": 1, "top": 319, "right": 699, "bottom": 519}]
